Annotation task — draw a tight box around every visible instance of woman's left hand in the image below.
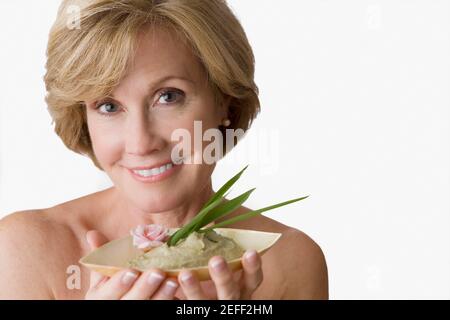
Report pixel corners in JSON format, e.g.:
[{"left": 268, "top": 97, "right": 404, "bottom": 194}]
[{"left": 176, "top": 250, "right": 263, "bottom": 300}]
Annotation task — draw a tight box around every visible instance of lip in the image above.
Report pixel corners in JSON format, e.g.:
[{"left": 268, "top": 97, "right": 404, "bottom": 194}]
[{"left": 127, "top": 161, "right": 182, "bottom": 183}]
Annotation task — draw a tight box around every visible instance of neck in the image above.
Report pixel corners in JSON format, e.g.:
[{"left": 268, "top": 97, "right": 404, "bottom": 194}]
[{"left": 99, "top": 182, "right": 215, "bottom": 240}]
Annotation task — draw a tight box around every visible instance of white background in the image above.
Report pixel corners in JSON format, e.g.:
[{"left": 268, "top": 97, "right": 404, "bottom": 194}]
[{"left": 0, "top": 0, "right": 449, "bottom": 299}]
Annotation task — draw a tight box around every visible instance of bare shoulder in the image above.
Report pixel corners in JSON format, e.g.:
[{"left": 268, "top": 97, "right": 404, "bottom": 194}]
[
  {"left": 0, "top": 209, "right": 79, "bottom": 299},
  {"left": 236, "top": 213, "right": 328, "bottom": 299},
  {"left": 0, "top": 210, "right": 56, "bottom": 299},
  {"left": 276, "top": 226, "right": 328, "bottom": 299},
  {"left": 0, "top": 209, "right": 67, "bottom": 261}
]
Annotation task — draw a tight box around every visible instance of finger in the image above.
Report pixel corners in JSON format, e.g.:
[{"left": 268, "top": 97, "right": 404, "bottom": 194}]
[
  {"left": 178, "top": 270, "right": 208, "bottom": 300},
  {"left": 174, "top": 286, "right": 187, "bottom": 300},
  {"left": 86, "top": 230, "right": 109, "bottom": 249},
  {"left": 200, "top": 280, "right": 218, "bottom": 299},
  {"left": 152, "top": 278, "right": 179, "bottom": 300},
  {"left": 209, "top": 256, "right": 240, "bottom": 300},
  {"left": 240, "top": 250, "right": 263, "bottom": 299},
  {"left": 174, "top": 280, "right": 216, "bottom": 300},
  {"left": 89, "top": 269, "right": 140, "bottom": 300},
  {"left": 177, "top": 279, "right": 219, "bottom": 300},
  {"left": 86, "top": 230, "right": 110, "bottom": 289},
  {"left": 121, "top": 269, "right": 166, "bottom": 300}
]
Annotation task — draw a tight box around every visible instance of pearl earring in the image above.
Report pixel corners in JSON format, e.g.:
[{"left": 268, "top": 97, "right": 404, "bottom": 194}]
[{"left": 222, "top": 118, "right": 231, "bottom": 127}]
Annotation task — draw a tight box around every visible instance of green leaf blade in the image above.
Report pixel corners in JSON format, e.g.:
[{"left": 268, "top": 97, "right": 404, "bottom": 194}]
[
  {"left": 201, "top": 195, "right": 309, "bottom": 232},
  {"left": 167, "top": 195, "right": 225, "bottom": 246},
  {"left": 196, "top": 187, "right": 256, "bottom": 230},
  {"left": 201, "top": 165, "right": 249, "bottom": 210},
  {"left": 167, "top": 165, "right": 250, "bottom": 247}
]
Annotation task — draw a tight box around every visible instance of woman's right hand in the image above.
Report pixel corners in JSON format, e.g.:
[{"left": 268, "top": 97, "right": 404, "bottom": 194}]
[{"left": 84, "top": 230, "right": 179, "bottom": 300}]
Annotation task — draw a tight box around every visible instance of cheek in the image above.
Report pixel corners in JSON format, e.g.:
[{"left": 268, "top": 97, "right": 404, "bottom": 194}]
[{"left": 87, "top": 119, "right": 123, "bottom": 167}]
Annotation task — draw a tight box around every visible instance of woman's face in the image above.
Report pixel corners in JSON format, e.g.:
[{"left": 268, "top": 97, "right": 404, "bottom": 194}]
[{"left": 85, "top": 27, "right": 225, "bottom": 213}]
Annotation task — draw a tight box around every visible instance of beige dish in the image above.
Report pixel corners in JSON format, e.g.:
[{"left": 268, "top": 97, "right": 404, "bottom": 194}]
[{"left": 79, "top": 228, "right": 282, "bottom": 281}]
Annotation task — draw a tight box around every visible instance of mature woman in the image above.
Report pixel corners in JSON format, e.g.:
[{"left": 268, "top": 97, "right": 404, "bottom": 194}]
[{"left": 0, "top": 0, "right": 328, "bottom": 299}]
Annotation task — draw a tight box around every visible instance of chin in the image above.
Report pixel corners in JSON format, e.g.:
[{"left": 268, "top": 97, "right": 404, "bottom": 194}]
[
  {"left": 110, "top": 162, "right": 207, "bottom": 213},
  {"left": 125, "top": 182, "right": 191, "bottom": 214}
]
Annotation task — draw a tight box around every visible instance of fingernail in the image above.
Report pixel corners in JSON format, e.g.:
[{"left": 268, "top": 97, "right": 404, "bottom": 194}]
[
  {"left": 245, "top": 250, "right": 258, "bottom": 263},
  {"left": 211, "top": 257, "right": 226, "bottom": 272},
  {"left": 180, "top": 272, "right": 194, "bottom": 285},
  {"left": 164, "top": 280, "right": 178, "bottom": 294},
  {"left": 122, "top": 271, "right": 138, "bottom": 285},
  {"left": 147, "top": 272, "right": 165, "bottom": 285}
]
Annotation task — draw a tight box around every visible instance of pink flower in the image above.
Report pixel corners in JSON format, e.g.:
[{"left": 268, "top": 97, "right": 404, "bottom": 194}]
[{"left": 130, "top": 224, "right": 170, "bottom": 251}]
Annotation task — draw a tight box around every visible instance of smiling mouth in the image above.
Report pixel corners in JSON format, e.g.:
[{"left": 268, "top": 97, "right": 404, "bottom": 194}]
[{"left": 131, "top": 162, "right": 175, "bottom": 178}]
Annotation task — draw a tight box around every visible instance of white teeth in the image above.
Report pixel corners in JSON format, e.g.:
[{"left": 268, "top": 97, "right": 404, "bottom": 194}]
[
  {"left": 134, "top": 169, "right": 152, "bottom": 177},
  {"left": 133, "top": 162, "right": 173, "bottom": 178}
]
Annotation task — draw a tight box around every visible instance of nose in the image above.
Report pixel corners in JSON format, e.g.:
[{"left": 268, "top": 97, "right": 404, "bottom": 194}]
[{"left": 124, "top": 110, "right": 166, "bottom": 156}]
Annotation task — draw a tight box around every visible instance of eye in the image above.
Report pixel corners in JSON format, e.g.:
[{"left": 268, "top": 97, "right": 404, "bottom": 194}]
[
  {"left": 156, "top": 89, "right": 185, "bottom": 106},
  {"left": 96, "top": 101, "right": 120, "bottom": 116}
]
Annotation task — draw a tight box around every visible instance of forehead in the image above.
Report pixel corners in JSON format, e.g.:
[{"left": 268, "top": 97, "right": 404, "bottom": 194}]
[{"left": 127, "top": 26, "right": 204, "bottom": 83}]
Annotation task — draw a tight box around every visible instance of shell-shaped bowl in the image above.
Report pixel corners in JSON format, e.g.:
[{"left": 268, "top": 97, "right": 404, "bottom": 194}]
[{"left": 79, "top": 228, "right": 282, "bottom": 281}]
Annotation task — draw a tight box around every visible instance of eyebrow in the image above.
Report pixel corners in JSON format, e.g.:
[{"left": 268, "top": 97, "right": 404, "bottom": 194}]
[{"left": 110, "top": 75, "right": 195, "bottom": 99}]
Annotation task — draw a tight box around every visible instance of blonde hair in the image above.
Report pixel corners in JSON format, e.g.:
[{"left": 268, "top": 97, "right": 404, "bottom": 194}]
[{"left": 44, "top": 0, "right": 260, "bottom": 170}]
